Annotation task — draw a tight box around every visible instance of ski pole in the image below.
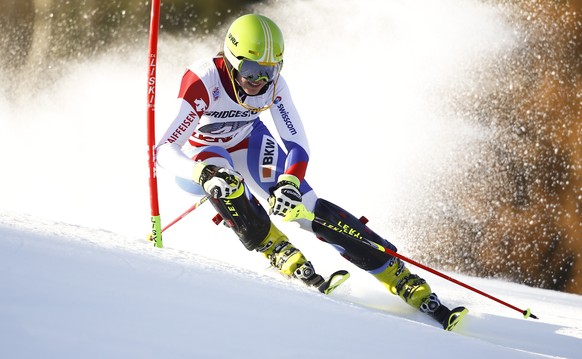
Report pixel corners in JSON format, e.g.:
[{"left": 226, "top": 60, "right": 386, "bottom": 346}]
[
  {"left": 287, "top": 205, "right": 538, "bottom": 320},
  {"left": 147, "top": 196, "right": 209, "bottom": 242}
]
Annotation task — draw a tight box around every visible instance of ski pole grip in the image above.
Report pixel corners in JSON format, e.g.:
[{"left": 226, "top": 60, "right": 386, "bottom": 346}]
[{"left": 282, "top": 204, "right": 315, "bottom": 222}]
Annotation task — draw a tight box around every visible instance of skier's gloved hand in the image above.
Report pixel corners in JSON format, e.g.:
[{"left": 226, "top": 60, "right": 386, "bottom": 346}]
[
  {"left": 193, "top": 161, "right": 242, "bottom": 198},
  {"left": 269, "top": 174, "right": 302, "bottom": 218}
]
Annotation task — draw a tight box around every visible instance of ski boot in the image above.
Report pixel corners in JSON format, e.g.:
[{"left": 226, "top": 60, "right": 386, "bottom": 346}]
[
  {"left": 373, "top": 258, "right": 433, "bottom": 308},
  {"left": 420, "top": 293, "right": 468, "bottom": 331},
  {"left": 257, "top": 222, "right": 323, "bottom": 284},
  {"left": 373, "top": 257, "right": 468, "bottom": 330},
  {"left": 257, "top": 223, "right": 349, "bottom": 294}
]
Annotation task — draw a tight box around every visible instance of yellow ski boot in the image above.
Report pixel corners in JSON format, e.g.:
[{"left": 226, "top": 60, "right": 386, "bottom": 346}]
[
  {"left": 374, "top": 257, "right": 468, "bottom": 330},
  {"left": 256, "top": 223, "right": 325, "bottom": 287},
  {"left": 373, "top": 258, "right": 432, "bottom": 309}
]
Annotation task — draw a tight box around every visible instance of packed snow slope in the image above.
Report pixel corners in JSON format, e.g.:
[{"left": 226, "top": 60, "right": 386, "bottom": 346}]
[
  {"left": 2, "top": 212, "right": 582, "bottom": 358},
  {"left": 1, "top": 0, "right": 581, "bottom": 358}
]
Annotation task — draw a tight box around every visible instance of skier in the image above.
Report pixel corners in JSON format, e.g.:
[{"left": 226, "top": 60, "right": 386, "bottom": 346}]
[{"left": 155, "top": 13, "right": 466, "bottom": 330}]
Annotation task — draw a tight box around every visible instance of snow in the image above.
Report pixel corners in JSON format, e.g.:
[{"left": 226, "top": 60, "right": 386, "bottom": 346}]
[
  {"left": 1, "top": 0, "right": 581, "bottom": 358},
  {"left": 2, "top": 213, "right": 582, "bottom": 358}
]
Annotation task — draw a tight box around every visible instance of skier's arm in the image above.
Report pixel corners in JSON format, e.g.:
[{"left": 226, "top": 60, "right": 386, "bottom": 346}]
[
  {"left": 268, "top": 77, "right": 310, "bottom": 217},
  {"left": 156, "top": 99, "right": 200, "bottom": 179},
  {"left": 282, "top": 140, "right": 309, "bottom": 182},
  {"left": 270, "top": 77, "right": 310, "bottom": 182},
  {"left": 155, "top": 69, "right": 210, "bottom": 180}
]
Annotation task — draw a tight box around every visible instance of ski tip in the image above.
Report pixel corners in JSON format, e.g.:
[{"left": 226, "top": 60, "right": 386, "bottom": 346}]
[
  {"left": 444, "top": 306, "right": 469, "bottom": 331},
  {"left": 318, "top": 270, "right": 350, "bottom": 295},
  {"left": 523, "top": 308, "right": 539, "bottom": 320},
  {"left": 332, "top": 269, "right": 350, "bottom": 277}
]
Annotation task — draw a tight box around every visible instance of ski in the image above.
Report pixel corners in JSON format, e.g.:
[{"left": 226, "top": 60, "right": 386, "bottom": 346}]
[
  {"left": 443, "top": 306, "right": 469, "bottom": 331},
  {"left": 317, "top": 270, "right": 350, "bottom": 295}
]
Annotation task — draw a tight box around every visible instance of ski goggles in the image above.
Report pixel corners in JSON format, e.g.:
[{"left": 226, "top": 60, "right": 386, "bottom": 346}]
[
  {"left": 237, "top": 60, "right": 282, "bottom": 82},
  {"left": 225, "top": 56, "right": 281, "bottom": 83}
]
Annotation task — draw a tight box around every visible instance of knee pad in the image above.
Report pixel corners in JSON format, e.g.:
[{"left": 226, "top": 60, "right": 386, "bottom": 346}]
[{"left": 311, "top": 198, "right": 397, "bottom": 271}]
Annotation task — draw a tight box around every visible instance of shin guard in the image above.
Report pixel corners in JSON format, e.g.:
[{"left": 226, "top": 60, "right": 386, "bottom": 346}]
[
  {"left": 209, "top": 186, "right": 271, "bottom": 251},
  {"left": 311, "top": 198, "right": 397, "bottom": 271}
]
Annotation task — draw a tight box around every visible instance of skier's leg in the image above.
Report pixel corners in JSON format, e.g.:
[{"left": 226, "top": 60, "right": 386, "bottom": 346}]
[
  {"left": 208, "top": 182, "right": 325, "bottom": 286},
  {"left": 184, "top": 144, "right": 324, "bottom": 286},
  {"left": 306, "top": 197, "right": 465, "bottom": 328},
  {"left": 308, "top": 198, "right": 431, "bottom": 306}
]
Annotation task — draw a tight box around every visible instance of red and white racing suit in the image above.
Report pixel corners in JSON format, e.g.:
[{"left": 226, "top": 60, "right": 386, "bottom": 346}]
[{"left": 156, "top": 56, "right": 317, "bottom": 208}]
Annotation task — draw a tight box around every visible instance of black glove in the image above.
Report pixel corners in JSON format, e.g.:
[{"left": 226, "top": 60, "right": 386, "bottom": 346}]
[{"left": 193, "top": 162, "right": 242, "bottom": 198}]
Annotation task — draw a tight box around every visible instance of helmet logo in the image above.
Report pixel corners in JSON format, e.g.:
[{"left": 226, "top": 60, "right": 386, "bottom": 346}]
[{"left": 228, "top": 33, "right": 239, "bottom": 46}]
